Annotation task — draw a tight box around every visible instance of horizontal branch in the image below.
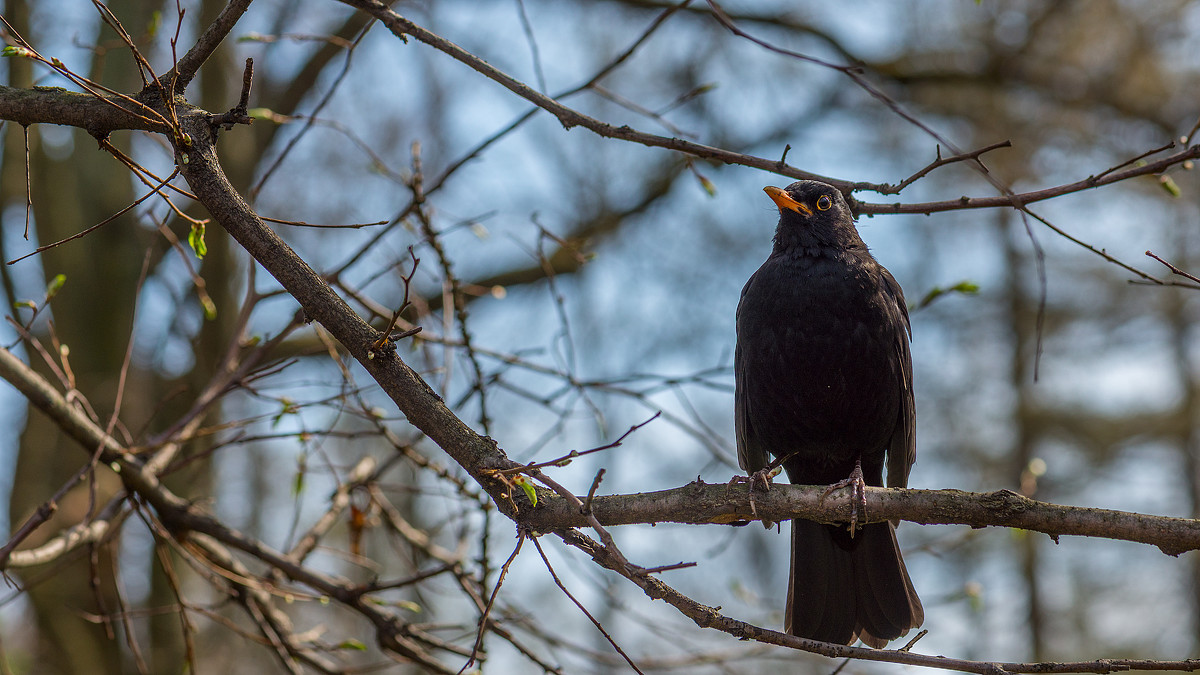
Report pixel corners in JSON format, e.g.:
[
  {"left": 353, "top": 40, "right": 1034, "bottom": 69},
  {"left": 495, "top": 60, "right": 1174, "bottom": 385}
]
[
  {"left": 0, "top": 84, "right": 168, "bottom": 135},
  {"left": 336, "top": 0, "right": 1200, "bottom": 223},
  {"left": 520, "top": 478, "right": 1200, "bottom": 556},
  {"left": 854, "top": 143, "right": 1200, "bottom": 216}
]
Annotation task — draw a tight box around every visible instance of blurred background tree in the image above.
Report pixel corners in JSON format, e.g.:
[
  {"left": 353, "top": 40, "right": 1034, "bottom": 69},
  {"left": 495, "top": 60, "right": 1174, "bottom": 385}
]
[{"left": 0, "top": 0, "right": 1198, "bottom": 673}]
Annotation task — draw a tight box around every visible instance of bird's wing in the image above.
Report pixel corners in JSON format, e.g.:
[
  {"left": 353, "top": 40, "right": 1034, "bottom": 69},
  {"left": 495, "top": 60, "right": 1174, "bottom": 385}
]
[
  {"left": 882, "top": 268, "right": 916, "bottom": 489},
  {"left": 735, "top": 272, "right": 769, "bottom": 474}
]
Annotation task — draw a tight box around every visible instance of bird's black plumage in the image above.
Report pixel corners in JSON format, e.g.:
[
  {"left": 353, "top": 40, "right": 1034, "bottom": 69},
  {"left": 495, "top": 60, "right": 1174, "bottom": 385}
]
[{"left": 734, "top": 180, "right": 923, "bottom": 648}]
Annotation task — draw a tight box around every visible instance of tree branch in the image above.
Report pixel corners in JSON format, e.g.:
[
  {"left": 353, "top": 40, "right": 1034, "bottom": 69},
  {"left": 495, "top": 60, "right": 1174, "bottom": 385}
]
[
  {"left": 0, "top": 84, "right": 168, "bottom": 135},
  {"left": 170, "top": 106, "right": 523, "bottom": 507},
  {"left": 334, "top": 0, "right": 841, "bottom": 185},
  {"left": 561, "top": 527, "right": 1200, "bottom": 674},
  {"left": 520, "top": 479, "right": 1200, "bottom": 556},
  {"left": 163, "top": 0, "right": 255, "bottom": 92},
  {"left": 854, "top": 144, "right": 1200, "bottom": 216},
  {"left": 331, "top": 0, "right": 1200, "bottom": 223}
]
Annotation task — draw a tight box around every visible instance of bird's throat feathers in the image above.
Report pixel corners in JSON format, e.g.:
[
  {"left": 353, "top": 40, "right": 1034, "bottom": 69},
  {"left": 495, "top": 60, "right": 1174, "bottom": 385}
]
[{"left": 772, "top": 219, "right": 868, "bottom": 257}]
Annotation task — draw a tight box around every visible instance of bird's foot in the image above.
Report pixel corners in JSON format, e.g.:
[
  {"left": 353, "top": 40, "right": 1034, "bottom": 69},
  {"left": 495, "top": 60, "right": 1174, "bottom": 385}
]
[
  {"left": 818, "top": 459, "right": 867, "bottom": 537},
  {"left": 748, "top": 464, "right": 779, "bottom": 493},
  {"left": 731, "top": 465, "right": 781, "bottom": 525}
]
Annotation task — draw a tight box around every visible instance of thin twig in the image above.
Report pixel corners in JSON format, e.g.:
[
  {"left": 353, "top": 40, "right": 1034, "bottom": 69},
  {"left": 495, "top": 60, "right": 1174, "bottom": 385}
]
[
  {"left": 496, "top": 412, "right": 661, "bottom": 476},
  {"left": 891, "top": 140, "right": 1013, "bottom": 192},
  {"left": 460, "top": 530, "right": 524, "bottom": 673},
  {"left": 531, "top": 536, "right": 646, "bottom": 675},
  {"left": 1147, "top": 250, "right": 1200, "bottom": 286}
]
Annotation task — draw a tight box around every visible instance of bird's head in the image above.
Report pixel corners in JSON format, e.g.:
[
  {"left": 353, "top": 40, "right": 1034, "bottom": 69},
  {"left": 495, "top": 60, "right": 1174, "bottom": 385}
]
[{"left": 764, "top": 180, "right": 864, "bottom": 253}]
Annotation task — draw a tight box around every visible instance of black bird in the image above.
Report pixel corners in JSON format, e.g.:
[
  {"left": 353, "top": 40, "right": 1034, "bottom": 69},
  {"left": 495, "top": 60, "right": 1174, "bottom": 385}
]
[{"left": 734, "top": 180, "right": 923, "bottom": 648}]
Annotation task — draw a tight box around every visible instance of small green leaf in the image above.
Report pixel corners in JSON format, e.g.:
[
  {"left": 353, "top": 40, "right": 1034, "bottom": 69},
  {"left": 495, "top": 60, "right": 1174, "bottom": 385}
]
[
  {"left": 394, "top": 600, "right": 421, "bottom": 613},
  {"left": 914, "top": 280, "right": 980, "bottom": 310},
  {"left": 1, "top": 46, "right": 32, "bottom": 58},
  {"left": 337, "top": 640, "right": 368, "bottom": 651},
  {"left": 45, "top": 273, "right": 66, "bottom": 299},
  {"left": 13, "top": 300, "right": 36, "bottom": 311},
  {"left": 513, "top": 475, "right": 537, "bottom": 507},
  {"left": 697, "top": 173, "right": 717, "bottom": 197},
  {"left": 247, "top": 107, "right": 288, "bottom": 124},
  {"left": 188, "top": 222, "right": 207, "bottom": 259},
  {"left": 272, "top": 397, "right": 299, "bottom": 428},
  {"left": 1159, "top": 175, "right": 1182, "bottom": 197}
]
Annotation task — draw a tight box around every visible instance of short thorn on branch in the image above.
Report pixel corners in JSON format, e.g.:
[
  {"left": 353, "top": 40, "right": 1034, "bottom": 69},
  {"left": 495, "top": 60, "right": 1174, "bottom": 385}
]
[{"left": 209, "top": 58, "right": 255, "bottom": 131}]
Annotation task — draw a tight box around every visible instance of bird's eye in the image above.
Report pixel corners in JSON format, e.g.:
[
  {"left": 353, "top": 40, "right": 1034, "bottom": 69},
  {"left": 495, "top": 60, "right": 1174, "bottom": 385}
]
[{"left": 816, "top": 195, "right": 833, "bottom": 211}]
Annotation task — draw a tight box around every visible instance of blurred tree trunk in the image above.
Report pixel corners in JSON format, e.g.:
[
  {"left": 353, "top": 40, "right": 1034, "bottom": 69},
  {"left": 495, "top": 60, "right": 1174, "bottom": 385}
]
[
  {"left": 6, "top": 0, "right": 153, "bottom": 670},
  {"left": 1003, "top": 215, "right": 1046, "bottom": 660},
  {"left": 1167, "top": 232, "right": 1200, "bottom": 646}
]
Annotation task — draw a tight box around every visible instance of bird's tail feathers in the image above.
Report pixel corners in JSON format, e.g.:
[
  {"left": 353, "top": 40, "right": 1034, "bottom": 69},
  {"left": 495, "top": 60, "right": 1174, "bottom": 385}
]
[{"left": 787, "top": 519, "right": 923, "bottom": 648}]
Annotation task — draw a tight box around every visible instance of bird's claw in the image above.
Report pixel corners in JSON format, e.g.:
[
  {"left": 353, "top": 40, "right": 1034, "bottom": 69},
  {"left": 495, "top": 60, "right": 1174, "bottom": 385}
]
[
  {"left": 819, "top": 460, "right": 867, "bottom": 537},
  {"left": 731, "top": 466, "right": 780, "bottom": 524},
  {"left": 749, "top": 465, "right": 777, "bottom": 493}
]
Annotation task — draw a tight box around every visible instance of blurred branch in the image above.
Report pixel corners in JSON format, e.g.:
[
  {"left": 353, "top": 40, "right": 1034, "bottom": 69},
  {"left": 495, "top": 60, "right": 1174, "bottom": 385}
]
[
  {"left": 0, "top": 345, "right": 463, "bottom": 672},
  {"left": 424, "top": 158, "right": 683, "bottom": 314},
  {"left": 598, "top": 0, "right": 860, "bottom": 63},
  {"left": 163, "top": 0, "right": 254, "bottom": 91},
  {"left": 335, "top": 0, "right": 842, "bottom": 185},
  {"left": 3, "top": 495, "right": 128, "bottom": 568},
  {"left": 1147, "top": 250, "right": 1200, "bottom": 287},
  {"left": 328, "top": 0, "right": 1200, "bottom": 225}
]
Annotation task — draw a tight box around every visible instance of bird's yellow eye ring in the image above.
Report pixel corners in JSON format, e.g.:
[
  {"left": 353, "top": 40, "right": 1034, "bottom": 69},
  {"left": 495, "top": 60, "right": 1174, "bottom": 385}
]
[{"left": 816, "top": 195, "right": 833, "bottom": 211}]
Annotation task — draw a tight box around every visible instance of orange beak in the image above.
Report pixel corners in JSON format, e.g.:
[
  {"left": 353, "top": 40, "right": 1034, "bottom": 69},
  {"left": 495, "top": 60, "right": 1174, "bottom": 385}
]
[{"left": 764, "top": 186, "right": 811, "bottom": 216}]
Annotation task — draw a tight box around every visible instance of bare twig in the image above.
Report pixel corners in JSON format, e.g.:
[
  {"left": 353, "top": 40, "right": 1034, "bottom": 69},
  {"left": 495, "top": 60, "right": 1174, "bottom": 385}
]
[
  {"left": 1147, "top": 250, "right": 1200, "bottom": 287},
  {"left": 891, "top": 141, "right": 1013, "bottom": 193},
  {"left": 495, "top": 412, "right": 661, "bottom": 476},
  {"left": 460, "top": 530, "right": 524, "bottom": 673},
  {"left": 6, "top": 169, "right": 180, "bottom": 265},
  {"left": 532, "top": 536, "right": 646, "bottom": 675}
]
